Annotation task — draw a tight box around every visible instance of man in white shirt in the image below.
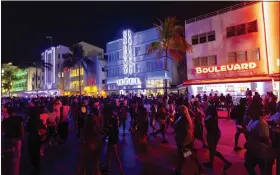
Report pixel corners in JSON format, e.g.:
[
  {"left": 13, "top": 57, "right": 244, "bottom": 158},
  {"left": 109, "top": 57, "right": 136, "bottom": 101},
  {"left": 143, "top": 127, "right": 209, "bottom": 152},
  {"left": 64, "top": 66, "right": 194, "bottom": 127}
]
[{"left": 244, "top": 101, "right": 273, "bottom": 175}]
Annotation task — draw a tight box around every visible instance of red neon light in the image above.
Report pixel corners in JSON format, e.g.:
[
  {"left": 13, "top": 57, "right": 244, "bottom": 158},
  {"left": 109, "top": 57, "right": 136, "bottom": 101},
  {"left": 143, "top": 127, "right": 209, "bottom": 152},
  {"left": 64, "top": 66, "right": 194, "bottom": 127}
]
[{"left": 195, "top": 62, "right": 257, "bottom": 74}]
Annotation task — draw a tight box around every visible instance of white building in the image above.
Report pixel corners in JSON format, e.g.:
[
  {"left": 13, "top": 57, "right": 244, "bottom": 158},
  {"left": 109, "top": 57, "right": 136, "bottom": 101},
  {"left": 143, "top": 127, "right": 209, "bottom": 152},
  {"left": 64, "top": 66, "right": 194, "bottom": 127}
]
[
  {"left": 183, "top": 1, "right": 280, "bottom": 99},
  {"left": 106, "top": 28, "right": 181, "bottom": 96},
  {"left": 63, "top": 41, "right": 106, "bottom": 96},
  {"left": 39, "top": 45, "right": 70, "bottom": 95}
]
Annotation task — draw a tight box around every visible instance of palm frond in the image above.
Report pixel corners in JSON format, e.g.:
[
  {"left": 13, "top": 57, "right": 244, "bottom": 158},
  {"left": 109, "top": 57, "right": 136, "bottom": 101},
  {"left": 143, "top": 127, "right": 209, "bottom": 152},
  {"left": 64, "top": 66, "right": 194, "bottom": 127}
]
[{"left": 146, "top": 41, "right": 162, "bottom": 55}]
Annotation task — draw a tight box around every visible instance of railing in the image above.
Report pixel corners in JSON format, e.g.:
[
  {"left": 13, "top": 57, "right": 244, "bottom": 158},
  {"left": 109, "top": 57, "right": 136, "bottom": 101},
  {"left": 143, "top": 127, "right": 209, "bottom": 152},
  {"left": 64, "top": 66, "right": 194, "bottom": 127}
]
[{"left": 185, "top": 1, "right": 259, "bottom": 24}]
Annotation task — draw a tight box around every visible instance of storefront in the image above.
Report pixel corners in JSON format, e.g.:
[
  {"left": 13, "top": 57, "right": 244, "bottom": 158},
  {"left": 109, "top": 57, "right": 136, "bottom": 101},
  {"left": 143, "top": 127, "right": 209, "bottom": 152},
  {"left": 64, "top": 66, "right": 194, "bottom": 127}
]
[{"left": 183, "top": 60, "right": 278, "bottom": 103}]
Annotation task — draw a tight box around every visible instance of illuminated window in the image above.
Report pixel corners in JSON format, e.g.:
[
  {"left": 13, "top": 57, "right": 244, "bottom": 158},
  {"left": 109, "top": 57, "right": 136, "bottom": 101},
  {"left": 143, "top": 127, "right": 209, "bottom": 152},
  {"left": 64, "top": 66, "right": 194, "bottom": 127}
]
[
  {"left": 247, "top": 20, "right": 258, "bottom": 33},
  {"left": 191, "top": 35, "right": 198, "bottom": 45},
  {"left": 115, "top": 52, "right": 119, "bottom": 60},
  {"left": 247, "top": 48, "right": 260, "bottom": 61},
  {"left": 228, "top": 52, "right": 236, "bottom": 64},
  {"left": 227, "top": 26, "right": 236, "bottom": 37},
  {"left": 207, "top": 31, "right": 215, "bottom": 42},
  {"left": 236, "top": 51, "right": 247, "bottom": 62},
  {"left": 199, "top": 33, "right": 207, "bottom": 43},
  {"left": 80, "top": 68, "right": 84, "bottom": 76},
  {"left": 62, "top": 72, "right": 64, "bottom": 77},
  {"left": 208, "top": 55, "right": 217, "bottom": 66},
  {"left": 81, "top": 80, "right": 84, "bottom": 86},
  {"left": 58, "top": 72, "right": 60, "bottom": 78},
  {"left": 193, "top": 57, "right": 200, "bottom": 67},
  {"left": 236, "top": 24, "right": 246, "bottom": 35},
  {"left": 277, "top": 59, "right": 280, "bottom": 67},
  {"left": 200, "top": 57, "right": 208, "bottom": 66}
]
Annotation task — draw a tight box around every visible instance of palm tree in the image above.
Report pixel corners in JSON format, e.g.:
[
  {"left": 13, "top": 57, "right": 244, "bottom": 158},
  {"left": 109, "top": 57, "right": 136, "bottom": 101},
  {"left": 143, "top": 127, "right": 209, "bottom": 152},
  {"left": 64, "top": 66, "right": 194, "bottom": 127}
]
[
  {"left": 30, "top": 59, "right": 52, "bottom": 97},
  {"left": 62, "top": 43, "right": 94, "bottom": 97},
  {"left": 146, "top": 17, "right": 192, "bottom": 95},
  {"left": 2, "top": 69, "right": 18, "bottom": 97}
]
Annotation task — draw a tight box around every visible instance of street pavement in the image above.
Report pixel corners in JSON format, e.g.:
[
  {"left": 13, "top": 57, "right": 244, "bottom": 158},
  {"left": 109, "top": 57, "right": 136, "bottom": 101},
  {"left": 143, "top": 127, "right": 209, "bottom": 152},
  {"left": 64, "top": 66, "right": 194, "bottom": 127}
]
[{"left": 19, "top": 118, "right": 276, "bottom": 175}]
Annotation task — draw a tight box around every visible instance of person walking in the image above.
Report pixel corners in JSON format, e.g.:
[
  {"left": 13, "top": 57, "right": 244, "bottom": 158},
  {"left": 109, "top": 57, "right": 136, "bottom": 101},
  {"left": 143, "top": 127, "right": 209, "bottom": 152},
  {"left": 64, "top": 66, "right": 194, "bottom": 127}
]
[
  {"left": 101, "top": 110, "right": 124, "bottom": 175},
  {"left": 119, "top": 102, "right": 128, "bottom": 136},
  {"left": 203, "top": 101, "right": 232, "bottom": 172},
  {"left": 59, "top": 100, "right": 70, "bottom": 143},
  {"left": 230, "top": 98, "right": 248, "bottom": 151},
  {"left": 151, "top": 103, "right": 168, "bottom": 144},
  {"left": 78, "top": 107, "right": 103, "bottom": 175},
  {"left": 2, "top": 107, "right": 25, "bottom": 175},
  {"left": 26, "top": 107, "right": 47, "bottom": 175},
  {"left": 173, "top": 105, "right": 205, "bottom": 175},
  {"left": 193, "top": 101, "right": 207, "bottom": 148}
]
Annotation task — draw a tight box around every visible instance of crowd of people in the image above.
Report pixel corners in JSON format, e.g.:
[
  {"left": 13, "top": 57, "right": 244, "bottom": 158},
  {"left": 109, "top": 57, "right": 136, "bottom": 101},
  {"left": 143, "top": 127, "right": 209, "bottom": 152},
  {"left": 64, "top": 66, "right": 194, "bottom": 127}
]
[{"left": 1, "top": 89, "right": 280, "bottom": 175}]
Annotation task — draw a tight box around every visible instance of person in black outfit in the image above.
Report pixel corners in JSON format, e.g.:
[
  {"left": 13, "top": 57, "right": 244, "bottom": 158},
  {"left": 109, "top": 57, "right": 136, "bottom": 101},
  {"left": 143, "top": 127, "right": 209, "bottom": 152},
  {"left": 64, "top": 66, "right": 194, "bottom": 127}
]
[
  {"left": 2, "top": 107, "right": 25, "bottom": 175},
  {"left": 26, "top": 107, "right": 47, "bottom": 175},
  {"left": 119, "top": 102, "right": 127, "bottom": 136},
  {"left": 102, "top": 111, "right": 124, "bottom": 175},
  {"left": 203, "top": 101, "right": 232, "bottom": 172},
  {"left": 230, "top": 98, "right": 248, "bottom": 151}
]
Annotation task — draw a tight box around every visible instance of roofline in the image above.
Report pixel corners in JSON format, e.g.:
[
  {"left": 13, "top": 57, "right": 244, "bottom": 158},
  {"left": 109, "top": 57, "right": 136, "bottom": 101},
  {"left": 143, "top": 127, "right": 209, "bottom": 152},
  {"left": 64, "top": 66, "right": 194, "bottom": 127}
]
[{"left": 185, "top": 1, "right": 259, "bottom": 24}]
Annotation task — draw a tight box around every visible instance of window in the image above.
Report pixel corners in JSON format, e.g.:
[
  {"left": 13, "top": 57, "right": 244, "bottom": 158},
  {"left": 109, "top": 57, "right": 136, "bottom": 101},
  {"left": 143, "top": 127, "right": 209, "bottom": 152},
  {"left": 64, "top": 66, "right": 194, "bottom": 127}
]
[
  {"left": 208, "top": 55, "right": 217, "bottom": 66},
  {"left": 135, "top": 64, "right": 141, "bottom": 73},
  {"left": 135, "top": 47, "right": 140, "bottom": 56},
  {"left": 102, "top": 67, "right": 105, "bottom": 72},
  {"left": 236, "top": 51, "right": 247, "bottom": 62},
  {"left": 193, "top": 57, "right": 200, "bottom": 67},
  {"left": 227, "top": 26, "right": 236, "bottom": 37},
  {"left": 111, "top": 53, "right": 115, "bottom": 61},
  {"left": 199, "top": 33, "right": 207, "bottom": 43},
  {"left": 236, "top": 24, "right": 246, "bottom": 35},
  {"left": 42, "top": 76, "right": 44, "bottom": 80},
  {"left": 155, "top": 59, "right": 164, "bottom": 70},
  {"left": 228, "top": 52, "right": 236, "bottom": 63},
  {"left": 61, "top": 72, "right": 64, "bottom": 78},
  {"left": 147, "top": 61, "right": 155, "bottom": 71},
  {"left": 102, "top": 80, "right": 106, "bottom": 84},
  {"left": 37, "top": 76, "right": 40, "bottom": 80},
  {"left": 108, "top": 54, "right": 111, "bottom": 62},
  {"left": 207, "top": 31, "right": 215, "bottom": 42},
  {"left": 58, "top": 72, "right": 61, "bottom": 78},
  {"left": 119, "top": 51, "right": 123, "bottom": 60},
  {"left": 247, "top": 20, "right": 258, "bottom": 33},
  {"left": 192, "top": 35, "right": 198, "bottom": 45},
  {"left": 200, "top": 56, "right": 208, "bottom": 66},
  {"left": 115, "top": 52, "right": 119, "bottom": 61},
  {"left": 247, "top": 48, "right": 260, "bottom": 61},
  {"left": 58, "top": 54, "right": 60, "bottom": 59},
  {"left": 57, "top": 63, "right": 60, "bottom": 69}
]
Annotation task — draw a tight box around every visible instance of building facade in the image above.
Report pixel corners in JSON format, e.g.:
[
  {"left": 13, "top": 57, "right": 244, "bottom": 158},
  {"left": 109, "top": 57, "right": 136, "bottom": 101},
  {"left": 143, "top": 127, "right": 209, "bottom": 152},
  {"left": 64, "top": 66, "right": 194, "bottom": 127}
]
[
  {"left": 184, "top": 2, "right": 280, "bottom": 99},
  {"left": 39, "top": 45, "right": 70, "bottom": 95},
  {"left": 63, "top": 42, "right": 106, "bottom": 96},
  {"left": 106, "top": 28, "right": 180, "bottom": 96}
]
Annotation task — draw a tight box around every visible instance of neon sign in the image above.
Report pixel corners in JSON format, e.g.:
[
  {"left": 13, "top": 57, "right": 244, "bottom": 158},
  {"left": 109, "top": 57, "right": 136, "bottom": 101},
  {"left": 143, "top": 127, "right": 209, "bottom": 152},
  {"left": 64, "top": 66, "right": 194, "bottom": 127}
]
[
  {"left": 117, "top": 77, "right": 141, "bottom": 86},
  {"left": 123, "top": 29, "right": 134, "bottom": 75},
  {"left": 195, "top": 62, "right": 257, "bottom": 74}
]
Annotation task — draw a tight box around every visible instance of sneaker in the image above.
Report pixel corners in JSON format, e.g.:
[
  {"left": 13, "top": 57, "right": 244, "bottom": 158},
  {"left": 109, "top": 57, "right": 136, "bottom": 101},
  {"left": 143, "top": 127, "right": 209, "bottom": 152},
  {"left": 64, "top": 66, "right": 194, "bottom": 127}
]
[
  {"left": 233, "top": 146, "right": 243, "bottom": 151},
  {"left": 223, "top": 162, "right": 232, "bottom": 171}
]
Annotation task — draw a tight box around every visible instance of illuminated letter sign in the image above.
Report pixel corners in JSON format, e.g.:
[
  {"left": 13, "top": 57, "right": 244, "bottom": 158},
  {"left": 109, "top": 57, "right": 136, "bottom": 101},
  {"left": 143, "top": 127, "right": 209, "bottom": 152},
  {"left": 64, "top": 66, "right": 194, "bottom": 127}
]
[
  {"left": 195, "top": 62, "right": 257, "bottom": 74},
  {"left": 117, "top": 77, "right": 141, "bottom": 86},
  {"left": 123, "top": 29, "right": 134, "bottom": 75}
]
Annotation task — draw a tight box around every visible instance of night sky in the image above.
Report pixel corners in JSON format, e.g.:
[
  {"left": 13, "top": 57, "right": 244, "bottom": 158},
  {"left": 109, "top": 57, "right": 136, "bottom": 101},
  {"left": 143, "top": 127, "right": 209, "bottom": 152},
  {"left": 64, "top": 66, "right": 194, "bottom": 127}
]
[{"left": 2, "top": 1, "right": 239, "bottom": 66}]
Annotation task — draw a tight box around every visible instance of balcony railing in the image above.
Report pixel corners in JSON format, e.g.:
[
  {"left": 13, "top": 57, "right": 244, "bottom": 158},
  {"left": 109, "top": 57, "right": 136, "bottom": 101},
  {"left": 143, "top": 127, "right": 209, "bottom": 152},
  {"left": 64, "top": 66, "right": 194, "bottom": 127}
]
[{"left": 185, "top": 1, "right": 259, "bottom": 24}]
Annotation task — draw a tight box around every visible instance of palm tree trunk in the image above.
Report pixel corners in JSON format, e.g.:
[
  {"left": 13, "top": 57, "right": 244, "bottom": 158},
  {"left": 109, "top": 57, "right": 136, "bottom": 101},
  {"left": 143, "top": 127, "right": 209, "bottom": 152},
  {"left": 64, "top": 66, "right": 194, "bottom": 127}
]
[
  {"left": 36, "top": 67, "right": 38, "bottom": 97},
  {"left": 164, "top": 49, "right": 168, "bottom": 95},
  {"left": 78, "top": 64, "right": 82, "bottom": 97}
]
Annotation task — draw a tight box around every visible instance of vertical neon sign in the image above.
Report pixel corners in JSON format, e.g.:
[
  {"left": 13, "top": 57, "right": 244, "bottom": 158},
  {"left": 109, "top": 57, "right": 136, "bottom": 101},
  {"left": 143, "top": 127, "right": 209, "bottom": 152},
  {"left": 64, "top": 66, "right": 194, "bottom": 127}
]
[
  {"left": 123, "top": 29, "right": 134, "bottom": 75},
  {"left": 123, "top": 30, "right": 128, "bottom": 74}
]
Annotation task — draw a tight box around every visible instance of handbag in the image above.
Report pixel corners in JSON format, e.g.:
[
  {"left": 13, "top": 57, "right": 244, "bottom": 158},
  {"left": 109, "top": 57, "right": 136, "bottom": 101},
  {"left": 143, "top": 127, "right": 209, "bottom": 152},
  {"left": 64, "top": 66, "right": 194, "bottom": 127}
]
[{"left": 182, "top": 145, "right": 192, "bottom": 158}]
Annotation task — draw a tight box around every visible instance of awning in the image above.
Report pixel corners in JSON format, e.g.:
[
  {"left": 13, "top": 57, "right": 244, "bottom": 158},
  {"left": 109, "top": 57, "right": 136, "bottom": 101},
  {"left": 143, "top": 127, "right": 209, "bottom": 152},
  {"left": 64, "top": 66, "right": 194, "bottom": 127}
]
[{"left": 183, "top": 75, "right": 273, "bottom": 86}]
